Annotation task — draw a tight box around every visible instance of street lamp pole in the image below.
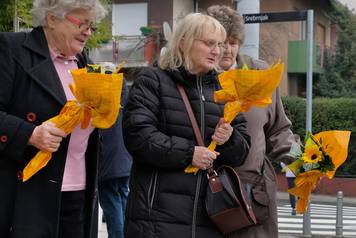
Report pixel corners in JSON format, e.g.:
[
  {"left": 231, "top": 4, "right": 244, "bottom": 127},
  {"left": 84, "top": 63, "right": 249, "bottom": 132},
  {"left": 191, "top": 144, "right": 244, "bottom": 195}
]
[
  {"left": 302, "top": 9, "right": 314, "bottom": 237},
  {"left": 13, "top": 0, "right": 19, "bottom": 32}
]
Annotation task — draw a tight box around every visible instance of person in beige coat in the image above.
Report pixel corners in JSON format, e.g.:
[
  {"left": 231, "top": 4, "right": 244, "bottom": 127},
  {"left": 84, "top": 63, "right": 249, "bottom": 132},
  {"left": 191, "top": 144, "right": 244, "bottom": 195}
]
[{"left": 207, "top": 5, "right": 297, "bottom": 238}]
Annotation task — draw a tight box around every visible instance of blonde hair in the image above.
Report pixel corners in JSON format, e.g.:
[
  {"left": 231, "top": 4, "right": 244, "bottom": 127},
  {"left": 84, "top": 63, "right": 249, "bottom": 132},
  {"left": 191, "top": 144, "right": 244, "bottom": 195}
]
[
  {"left": 32, "top": 0, "right": 107, "bottom": 27},
  {"left": 159, "top": 13, "right": 226, "bottom": 72}
]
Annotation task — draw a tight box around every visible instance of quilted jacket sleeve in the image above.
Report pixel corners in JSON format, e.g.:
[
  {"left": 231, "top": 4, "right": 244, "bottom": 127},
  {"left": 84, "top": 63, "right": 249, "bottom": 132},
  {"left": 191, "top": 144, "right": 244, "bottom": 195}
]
[{"left": 123, "top": 68, "right": 195, "bottom": 170}]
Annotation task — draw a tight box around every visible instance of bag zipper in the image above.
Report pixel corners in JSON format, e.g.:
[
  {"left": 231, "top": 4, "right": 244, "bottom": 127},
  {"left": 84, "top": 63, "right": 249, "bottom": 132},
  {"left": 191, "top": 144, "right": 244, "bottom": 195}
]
[
  {"left": 197, "top": 76, "right": 205, "bottom": 136},
  {"left": 192, "top": 75, "right": 206, "bottom": 238}
]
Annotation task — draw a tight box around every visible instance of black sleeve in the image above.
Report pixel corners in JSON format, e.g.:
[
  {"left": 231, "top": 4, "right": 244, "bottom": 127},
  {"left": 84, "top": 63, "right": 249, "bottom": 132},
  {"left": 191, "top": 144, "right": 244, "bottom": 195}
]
[
  {"left": 0, "top": 33, "right": 36, "bottom": 161},
  {"left": 123, "top": 68, "right": 195, "bottom": 169}
]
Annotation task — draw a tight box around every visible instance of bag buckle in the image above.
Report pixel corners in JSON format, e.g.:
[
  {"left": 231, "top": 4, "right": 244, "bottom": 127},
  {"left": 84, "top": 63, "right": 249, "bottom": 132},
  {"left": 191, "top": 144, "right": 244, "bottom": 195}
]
[{"left": 207, "top": 168, "right": 218, "bottom": 179}]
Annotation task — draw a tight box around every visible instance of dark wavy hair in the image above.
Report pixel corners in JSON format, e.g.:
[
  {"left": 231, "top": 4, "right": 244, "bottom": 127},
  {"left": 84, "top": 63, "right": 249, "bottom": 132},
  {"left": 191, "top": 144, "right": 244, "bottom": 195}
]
[{"left": 207, "top": 5, "right": 245, "bottom": 45}]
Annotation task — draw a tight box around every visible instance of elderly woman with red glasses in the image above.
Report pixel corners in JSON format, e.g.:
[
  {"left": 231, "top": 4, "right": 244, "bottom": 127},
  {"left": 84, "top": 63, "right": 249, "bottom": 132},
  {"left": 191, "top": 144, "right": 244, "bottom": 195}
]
[
  {"left": 122, "top": 13, "right": 250, "bottom": 238},
  {"left": 0, "top": 1, "right": 106, "bottom": 237}
]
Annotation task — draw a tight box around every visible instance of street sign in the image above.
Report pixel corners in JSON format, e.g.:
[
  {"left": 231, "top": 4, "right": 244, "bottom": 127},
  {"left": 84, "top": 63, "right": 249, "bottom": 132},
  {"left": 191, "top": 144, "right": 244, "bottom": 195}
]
[{"left": 243, "top": 11, "right": 307, "bottom": 24}]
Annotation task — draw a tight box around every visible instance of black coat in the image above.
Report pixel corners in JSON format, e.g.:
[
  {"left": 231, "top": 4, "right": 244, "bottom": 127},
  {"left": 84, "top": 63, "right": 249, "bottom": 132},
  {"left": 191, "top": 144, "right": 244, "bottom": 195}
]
[
  {"left": 123, "top": 66, "right": 250, "bottom": 238},
  {"left": 0, "top": 27, "right": 99, "bottom": 238}
]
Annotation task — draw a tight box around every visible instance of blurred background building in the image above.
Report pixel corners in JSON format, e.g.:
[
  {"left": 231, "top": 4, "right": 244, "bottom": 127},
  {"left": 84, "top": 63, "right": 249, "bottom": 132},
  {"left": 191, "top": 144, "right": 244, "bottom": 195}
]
[{"left": 101, "top": 0, "right": 339, "bottom": 97}]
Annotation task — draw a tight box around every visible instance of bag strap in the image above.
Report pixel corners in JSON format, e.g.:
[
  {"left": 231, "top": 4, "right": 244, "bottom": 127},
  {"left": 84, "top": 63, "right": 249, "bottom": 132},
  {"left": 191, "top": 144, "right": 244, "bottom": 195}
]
[
  {"left": 176, "top": 83, "right": 215, "bottom": 174},
  {"left": 176, "top": 84, "right": 205, "bottom": 147}
]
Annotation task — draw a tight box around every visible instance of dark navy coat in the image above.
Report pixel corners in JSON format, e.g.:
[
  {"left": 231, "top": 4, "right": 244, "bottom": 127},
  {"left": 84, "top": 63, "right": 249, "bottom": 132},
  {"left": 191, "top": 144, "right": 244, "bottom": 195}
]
[{"left": 98, "top": 79, "right": 132, "bottom": 182}]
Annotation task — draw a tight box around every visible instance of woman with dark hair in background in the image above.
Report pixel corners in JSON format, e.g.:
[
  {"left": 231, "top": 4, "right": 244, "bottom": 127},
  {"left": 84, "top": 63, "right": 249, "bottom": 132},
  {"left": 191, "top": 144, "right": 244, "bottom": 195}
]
[{"left": 207, "top": 5, "right": 296, "bottom": 238}]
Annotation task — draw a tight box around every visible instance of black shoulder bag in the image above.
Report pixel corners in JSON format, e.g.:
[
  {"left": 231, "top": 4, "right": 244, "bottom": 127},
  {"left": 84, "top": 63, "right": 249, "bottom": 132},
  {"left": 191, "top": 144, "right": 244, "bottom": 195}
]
[{"left": 176, "top": 83, "right": 257, "bottom": 235}]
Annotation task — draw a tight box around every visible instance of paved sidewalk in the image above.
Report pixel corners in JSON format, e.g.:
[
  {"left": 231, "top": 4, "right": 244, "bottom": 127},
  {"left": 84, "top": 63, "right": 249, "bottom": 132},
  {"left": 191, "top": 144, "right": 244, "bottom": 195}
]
[
  {"left": 98, "top": 207, "right": 108, "bottom": 238},
  {"left": 277, "top": 192, "right": 356, "bottom": 238},
  {"left": 279, "top": 235, "right": 342, "bottom": 238},
  {"left": 277, "top": 191, "right": 356, "bottom": 205},
  {"left": 98, "top": 192, "right": 356, "bottom": 238}
]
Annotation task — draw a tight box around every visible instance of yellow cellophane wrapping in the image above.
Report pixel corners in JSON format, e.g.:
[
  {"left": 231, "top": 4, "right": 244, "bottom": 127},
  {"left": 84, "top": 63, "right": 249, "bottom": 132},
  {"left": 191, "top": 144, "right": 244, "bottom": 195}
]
[
  {"left": 185, "top": 63, "right": 284, "bottom": 174},
  {"left": 288, "top": 170, "right": 323, "bottom": 213},
  {"left": 22, "top": 68, "right": 123, "bottom": 182},
  {"left": 315, "top": 131, "right": 351, "bottom": 179},
  {"left": 288, "top": 130, "right": 351, "bottom": 213}
]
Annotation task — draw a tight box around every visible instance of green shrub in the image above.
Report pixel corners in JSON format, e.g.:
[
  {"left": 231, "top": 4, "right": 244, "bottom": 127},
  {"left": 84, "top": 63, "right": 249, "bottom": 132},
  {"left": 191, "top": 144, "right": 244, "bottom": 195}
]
[{"left": 282, "top": 96, "right": 356, "bottom": 177}]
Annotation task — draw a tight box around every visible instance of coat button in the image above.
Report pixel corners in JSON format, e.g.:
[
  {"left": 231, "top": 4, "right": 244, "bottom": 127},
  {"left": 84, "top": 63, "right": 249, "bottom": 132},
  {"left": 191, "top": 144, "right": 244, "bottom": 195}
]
[
  {"left": 0, "top": 135, "right": 7, "bottom": 143},
  {"left": 26, "top": 112, "right": 37, "bottom": 122},
  {"left": 17, "top": 171, "right": 23, "bottom": 181}
]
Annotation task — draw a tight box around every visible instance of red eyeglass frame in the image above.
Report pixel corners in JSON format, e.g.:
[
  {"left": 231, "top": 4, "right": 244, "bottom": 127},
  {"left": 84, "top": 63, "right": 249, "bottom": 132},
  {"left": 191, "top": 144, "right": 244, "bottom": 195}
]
[{"left": 65, "top": 15, "right": 97, "bottom": 32}]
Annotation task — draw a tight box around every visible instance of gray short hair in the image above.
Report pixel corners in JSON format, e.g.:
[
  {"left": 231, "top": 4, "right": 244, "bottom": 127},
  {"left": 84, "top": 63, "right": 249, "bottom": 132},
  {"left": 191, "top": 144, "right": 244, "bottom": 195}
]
[
  {"left": 32, "top": 0, "right": 108, "bottom": 27},
  {"left": 159, "top": 13, "right": 226, "bottom": 72},
  {"left": 207, "top": 5, "right": 245, "bottom": 45}
]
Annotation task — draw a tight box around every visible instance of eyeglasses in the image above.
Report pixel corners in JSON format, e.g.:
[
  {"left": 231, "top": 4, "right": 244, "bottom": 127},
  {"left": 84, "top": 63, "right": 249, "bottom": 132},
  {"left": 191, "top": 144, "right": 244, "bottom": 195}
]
[
  {"left": 195, "top": 39, "right": 224, "bottom": 50},
  {"left": 65, "top": 15, "right": 97, "bottom": 32}
]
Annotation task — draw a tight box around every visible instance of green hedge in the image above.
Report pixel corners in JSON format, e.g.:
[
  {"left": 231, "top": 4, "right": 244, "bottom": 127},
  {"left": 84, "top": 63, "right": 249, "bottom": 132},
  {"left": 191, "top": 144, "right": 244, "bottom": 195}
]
[{"left": 282, "top": 97, "right": 356, "bottom": 177}]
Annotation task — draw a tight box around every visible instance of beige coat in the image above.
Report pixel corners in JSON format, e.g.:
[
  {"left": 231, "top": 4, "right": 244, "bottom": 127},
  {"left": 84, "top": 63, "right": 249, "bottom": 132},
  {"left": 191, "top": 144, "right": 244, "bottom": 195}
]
[{"left": 228, "top": 55, "right": 296, "bottom": 238}]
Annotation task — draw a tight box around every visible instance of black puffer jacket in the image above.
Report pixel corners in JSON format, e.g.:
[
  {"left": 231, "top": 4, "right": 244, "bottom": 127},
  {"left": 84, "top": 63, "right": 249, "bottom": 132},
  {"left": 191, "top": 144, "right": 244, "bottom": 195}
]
[{"left": 123, "top": 66, "right": 250, "bottom": 238}]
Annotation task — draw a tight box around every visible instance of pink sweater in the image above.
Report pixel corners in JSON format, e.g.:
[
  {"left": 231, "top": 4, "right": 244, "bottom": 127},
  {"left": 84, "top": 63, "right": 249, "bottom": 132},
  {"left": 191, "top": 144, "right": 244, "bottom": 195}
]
[{"left": 49, "top": 48, "right": 94, "bottom": 191}]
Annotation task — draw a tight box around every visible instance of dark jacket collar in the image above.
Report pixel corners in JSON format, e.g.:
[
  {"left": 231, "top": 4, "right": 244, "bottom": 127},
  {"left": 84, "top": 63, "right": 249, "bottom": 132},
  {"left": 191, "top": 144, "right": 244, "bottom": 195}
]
[
  {"left": 23, "top": 27, "right": 51, "bottom": 58},
  {"left": 164, "top": 66, "right": 218, "bottom": 87},
  {"left": 23, "top": 27, "right": 88, "bottom": 65},
  {"left": 21, "top": 27, "right": 88, "bottom": 105}
]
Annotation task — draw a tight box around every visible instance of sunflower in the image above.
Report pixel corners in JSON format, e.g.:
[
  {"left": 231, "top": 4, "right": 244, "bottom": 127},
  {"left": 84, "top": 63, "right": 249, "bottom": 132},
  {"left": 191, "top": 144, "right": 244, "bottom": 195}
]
[{"left": 301, "top": 144, "right": 323, "bottom": 163}]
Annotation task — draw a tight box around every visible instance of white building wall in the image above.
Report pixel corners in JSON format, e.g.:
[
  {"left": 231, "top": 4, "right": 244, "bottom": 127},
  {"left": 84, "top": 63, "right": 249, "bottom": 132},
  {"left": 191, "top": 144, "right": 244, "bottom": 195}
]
[
  {"left": 173, "top": 0, "right": 194, "bottom": 29},
  {"left": 236, "top": 0, "right": 260, "bottom": 59},
  {"left": 112, "top": 3, "right": 148, "bottom": 36}
]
